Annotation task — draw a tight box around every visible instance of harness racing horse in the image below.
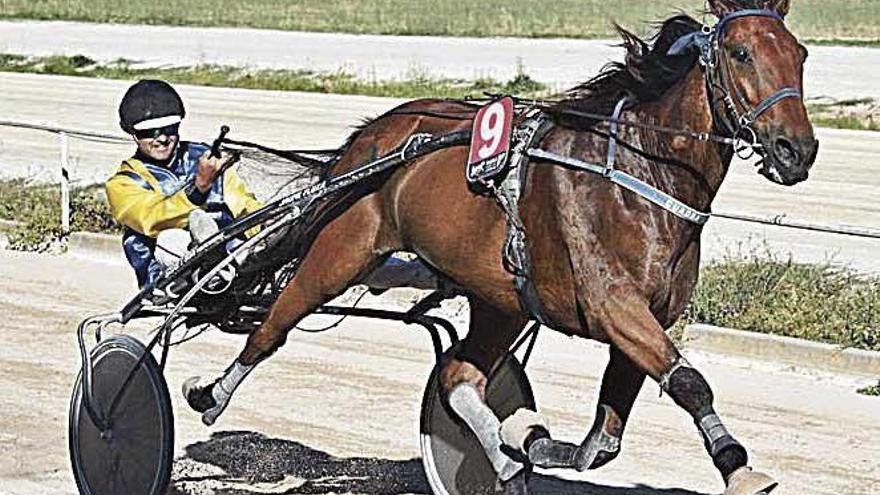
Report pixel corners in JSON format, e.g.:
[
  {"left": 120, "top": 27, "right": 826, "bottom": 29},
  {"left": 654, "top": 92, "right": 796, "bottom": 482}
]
[{"left": 185, "top": 0, "right": 817, "bottom": 493}]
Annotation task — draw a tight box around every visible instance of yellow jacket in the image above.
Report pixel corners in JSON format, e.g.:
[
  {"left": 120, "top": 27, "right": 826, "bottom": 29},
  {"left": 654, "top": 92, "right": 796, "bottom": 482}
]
[
  {"left": 105, "top": 142, "right": 262, "bottom": 286},
  {"left": 106, "top": 143, "right": 261, "bottom": 238}
]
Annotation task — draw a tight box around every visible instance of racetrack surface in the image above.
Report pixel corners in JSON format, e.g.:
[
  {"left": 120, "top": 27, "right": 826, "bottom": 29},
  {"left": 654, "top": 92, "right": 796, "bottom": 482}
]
[
  {"left": 1, "top": 20, "right": 879, "bottom": 102},
  {"left": 0, "top": 249, "right": 878, "bottom": 495}
]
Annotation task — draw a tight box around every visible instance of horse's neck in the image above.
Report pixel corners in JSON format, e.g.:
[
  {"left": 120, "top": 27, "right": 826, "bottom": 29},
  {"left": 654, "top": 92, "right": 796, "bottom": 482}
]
[{"left": 634, "top": 66, "right": 733, "bottom": 211}]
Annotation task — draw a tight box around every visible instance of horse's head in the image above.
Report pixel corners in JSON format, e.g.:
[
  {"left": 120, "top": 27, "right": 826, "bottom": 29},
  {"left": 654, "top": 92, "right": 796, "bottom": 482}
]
[{"left": 708, "top": 0, "right": 818, "bottom": 185}]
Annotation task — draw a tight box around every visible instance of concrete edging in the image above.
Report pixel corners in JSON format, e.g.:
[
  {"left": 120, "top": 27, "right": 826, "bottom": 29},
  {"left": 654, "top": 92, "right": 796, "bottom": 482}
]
[
  {"left": 4, "top": 226, "right": 879, "bottom": 378},
  {"left": 683, "top": 324, "right": 880, "bottom": 378},
  {"left": 68, "top": 230, "right": 122, "bottom": 259}
]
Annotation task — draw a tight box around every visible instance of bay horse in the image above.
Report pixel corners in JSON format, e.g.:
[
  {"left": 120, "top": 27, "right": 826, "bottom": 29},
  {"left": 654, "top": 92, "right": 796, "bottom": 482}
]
[{"left": 185, "top": 0, "right": 817, "bottom": 493}]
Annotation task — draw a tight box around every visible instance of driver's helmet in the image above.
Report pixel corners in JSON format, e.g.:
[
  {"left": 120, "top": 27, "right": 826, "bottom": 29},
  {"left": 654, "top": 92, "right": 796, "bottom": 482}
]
[{"left": 118, "top": 79, "right": 186, "bottom": 133}]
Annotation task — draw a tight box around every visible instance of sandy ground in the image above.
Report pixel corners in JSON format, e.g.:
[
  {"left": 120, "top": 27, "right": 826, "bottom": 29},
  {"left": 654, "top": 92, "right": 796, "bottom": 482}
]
[
  {"left": 0, "top": 249, "right": 878, "bottom": 495},
  {"left": 1, "top": 20, "right": 878, "bottom": 101}
]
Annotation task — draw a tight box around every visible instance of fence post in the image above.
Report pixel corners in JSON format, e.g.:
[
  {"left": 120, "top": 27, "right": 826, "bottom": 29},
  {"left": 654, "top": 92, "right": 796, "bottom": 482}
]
[{"left": 60, "top": 132, "right": 70, "bottom": 234}]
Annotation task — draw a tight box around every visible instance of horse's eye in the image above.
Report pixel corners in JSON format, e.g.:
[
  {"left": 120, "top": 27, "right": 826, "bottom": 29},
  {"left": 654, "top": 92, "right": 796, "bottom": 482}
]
[{"left": 731, "top": 46, "right": 753, "bottom": 64}]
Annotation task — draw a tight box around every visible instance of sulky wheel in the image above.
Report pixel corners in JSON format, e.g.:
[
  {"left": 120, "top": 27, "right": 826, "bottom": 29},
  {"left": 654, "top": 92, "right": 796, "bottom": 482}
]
[
  {"left": 69, "top": 334, "right": 174, "bottom": 495},
  {"left": 420, "top": 350, "right": 535, "bottom": 495}
]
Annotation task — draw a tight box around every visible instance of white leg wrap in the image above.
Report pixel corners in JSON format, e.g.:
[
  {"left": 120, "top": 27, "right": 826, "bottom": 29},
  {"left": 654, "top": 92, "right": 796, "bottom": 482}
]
[
  {"left": 203, "top": 360, "right": 255, "bottom": 426},
  {"left": 447, "top": 383, "right": 525, "bottom": 481},
  {"left": 500, "top": 408, "right": 549, "bottom": 455}
]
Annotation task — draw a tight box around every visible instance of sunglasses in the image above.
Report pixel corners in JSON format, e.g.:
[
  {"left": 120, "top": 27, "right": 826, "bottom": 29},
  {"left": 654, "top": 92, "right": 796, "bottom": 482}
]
[{"left": 134, "top": 123, "right": 180, "bottom": 140}]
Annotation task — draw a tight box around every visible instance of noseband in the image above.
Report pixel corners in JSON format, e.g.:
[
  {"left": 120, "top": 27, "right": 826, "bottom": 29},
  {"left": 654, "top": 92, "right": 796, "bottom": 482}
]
[{"left": 693, "top": 9, "right": 802, "bottom": 156}]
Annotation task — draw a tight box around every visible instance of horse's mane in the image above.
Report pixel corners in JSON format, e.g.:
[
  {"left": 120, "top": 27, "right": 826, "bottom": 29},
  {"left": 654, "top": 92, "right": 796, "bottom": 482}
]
[{"left": 547, "top": 14, "right": 704, "bottom": 129}]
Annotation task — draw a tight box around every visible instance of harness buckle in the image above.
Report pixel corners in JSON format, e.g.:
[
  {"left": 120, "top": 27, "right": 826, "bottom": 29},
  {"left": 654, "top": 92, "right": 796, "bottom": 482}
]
[{"left": 734, "top": 126, "right": 759, "bottom": 160}]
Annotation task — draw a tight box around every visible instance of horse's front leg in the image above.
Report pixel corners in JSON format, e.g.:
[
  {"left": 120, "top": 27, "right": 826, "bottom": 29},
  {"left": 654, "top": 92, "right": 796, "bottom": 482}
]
[
  {"left": 500, "top": 345, "right": 644, "bottom": 473},
  {"left": 183, "top": 198, "right": 394, "bottom": 425},
  {"left": 594, "top": 290, "right": 777, "bottom": 495},
  {"left": 501, "top": 288, "right": 776, "bottom": 494},
  {"left": 579, "top": 346, "right": 647, "bottom": 470}
]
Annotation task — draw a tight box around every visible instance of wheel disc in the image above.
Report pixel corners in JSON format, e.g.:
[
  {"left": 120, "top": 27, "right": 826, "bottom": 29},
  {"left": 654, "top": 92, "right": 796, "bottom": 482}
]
[
  {"left": 420, "top": 353, "right": 535, "bottom": 495},
  {"left": 69, "top": 335, "right": 174, "bottom": 495}
]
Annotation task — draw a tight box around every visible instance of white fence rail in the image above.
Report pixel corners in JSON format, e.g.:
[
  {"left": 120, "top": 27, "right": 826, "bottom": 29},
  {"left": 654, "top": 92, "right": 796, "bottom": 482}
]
[{"left": 2, "top": 119, "right": 880, "bottom": 241}]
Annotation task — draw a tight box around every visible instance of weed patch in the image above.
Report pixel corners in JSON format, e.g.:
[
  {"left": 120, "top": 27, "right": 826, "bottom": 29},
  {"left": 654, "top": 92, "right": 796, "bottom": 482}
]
[
  {"left": 682, "top": 249, "right": 880, "bottom": 352},
  {"left": 0, "top": 178, "right": 118, "bottom": 251},
  {"left": 857, "top": 381, "right": 880, "bottom": 396}
]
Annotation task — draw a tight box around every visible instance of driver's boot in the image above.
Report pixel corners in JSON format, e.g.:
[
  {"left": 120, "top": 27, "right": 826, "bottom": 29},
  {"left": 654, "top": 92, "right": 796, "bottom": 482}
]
[{"left": 189, "top": 209, "right": 219, "bottom": 246}]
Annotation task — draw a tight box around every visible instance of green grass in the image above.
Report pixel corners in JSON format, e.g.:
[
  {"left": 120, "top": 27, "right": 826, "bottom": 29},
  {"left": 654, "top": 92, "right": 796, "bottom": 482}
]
[
  {"left": 0, "top": 178, "right": 119, "bottom": 251},
  {"left": 0, "top": 54, "right": 548, "bottom": 99},
  {"left": 858, "top": 382, "right": 880, "bottom": 396},
  {"left": 807, "top": 97, "right": 879, "bottom": 132},
  {"left": 1, "top": 0, "right": 880, "bottom": 43},
  {"left": 681, "top": 248, "right": 880, "bottom": 352}
]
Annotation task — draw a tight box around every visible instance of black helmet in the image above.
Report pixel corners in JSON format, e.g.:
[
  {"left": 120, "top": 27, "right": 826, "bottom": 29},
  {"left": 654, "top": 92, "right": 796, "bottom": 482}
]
[{"left": 118, "top": 79, "right": 186, "bottom": 133}]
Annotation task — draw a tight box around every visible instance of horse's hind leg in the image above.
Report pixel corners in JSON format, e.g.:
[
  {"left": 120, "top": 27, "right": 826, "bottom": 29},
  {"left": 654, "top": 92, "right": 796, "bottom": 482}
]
[
  {"left": 576, "top": 346, "right": 646, "bottom": 470},
  {"left": 498, "top": 347, "right": 645, "bottom": 473},
  {"left": 441, "top": 296, "right": 530, "bottom": 494},
  {"left": 183, "top": 197, "right": 396, "bottom": 425}
]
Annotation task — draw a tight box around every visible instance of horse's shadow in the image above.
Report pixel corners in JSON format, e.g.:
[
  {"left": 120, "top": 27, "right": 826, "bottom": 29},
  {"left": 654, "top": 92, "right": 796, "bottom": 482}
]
[{"left": 169, "top": 430, "right": 711, "bottom": 495}]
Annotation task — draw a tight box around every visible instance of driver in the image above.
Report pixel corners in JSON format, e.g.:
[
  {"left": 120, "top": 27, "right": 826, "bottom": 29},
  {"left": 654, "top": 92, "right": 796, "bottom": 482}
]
[{"left": 106, "top": 79, "right": 261, "bottom": 288}]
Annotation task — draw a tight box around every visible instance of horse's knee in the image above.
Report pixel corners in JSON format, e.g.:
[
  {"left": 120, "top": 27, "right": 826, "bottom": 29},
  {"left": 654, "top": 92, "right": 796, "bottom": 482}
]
[{"left": 440, "top": 358, "right": 487, "bottom": 397}]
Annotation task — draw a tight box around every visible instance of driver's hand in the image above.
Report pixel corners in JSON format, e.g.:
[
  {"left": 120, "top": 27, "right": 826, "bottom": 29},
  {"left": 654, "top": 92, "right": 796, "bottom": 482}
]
[{"left": 195, "top": 151, "right": 232, "bottom": 193}]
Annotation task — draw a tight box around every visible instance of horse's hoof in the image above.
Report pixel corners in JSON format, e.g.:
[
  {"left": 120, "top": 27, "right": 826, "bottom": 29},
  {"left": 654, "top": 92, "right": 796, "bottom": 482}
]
[
  {"left": 497, "top": 469, "right": 529, "bottom": 495},
  {"left": 575, "top": 404, "right": 621, "bottom": 471},
  {"left": 182, "top": 376, "right": 226, "bottom": 426},
  {"left": 183, "top": 377, "right": 214, "bottom": 412},
  {"left": 724, "top": 467, "right": 778, "bottom": 495}
]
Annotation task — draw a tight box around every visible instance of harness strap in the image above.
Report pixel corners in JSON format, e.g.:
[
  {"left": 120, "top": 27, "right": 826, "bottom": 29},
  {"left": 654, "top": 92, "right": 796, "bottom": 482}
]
[
  {"left": 715, "top": 8, "right": 785, "bottom": 33},
  {"left": 741, "top": 87, "right": 801, "bottom": 126},
  {"left": 527, "top": 148, "right": 711, "bottom": 226},
  {"left": 496, "top": 114, "right": 555, "bottom": 326},
  {"left": 605, "top": 97, "right": 629, "bottom": 173}
]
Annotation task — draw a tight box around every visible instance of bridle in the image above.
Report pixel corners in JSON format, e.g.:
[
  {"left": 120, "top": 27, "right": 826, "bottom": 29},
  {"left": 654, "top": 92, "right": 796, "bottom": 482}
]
[
  {"left": 508, "top": 8, "right": 807, "bottom": 227},
  {"left": 696, "top": 8, "right": 803, "bottom": 158}
]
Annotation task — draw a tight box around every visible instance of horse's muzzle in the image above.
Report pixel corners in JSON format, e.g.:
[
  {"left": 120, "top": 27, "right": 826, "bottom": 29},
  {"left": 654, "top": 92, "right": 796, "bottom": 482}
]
[{"left": 762, "top": 135, "right": 819, "bottom": 185}]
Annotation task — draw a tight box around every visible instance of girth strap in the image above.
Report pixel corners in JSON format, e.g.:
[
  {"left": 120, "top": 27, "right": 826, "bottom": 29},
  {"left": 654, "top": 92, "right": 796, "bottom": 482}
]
[{"left": 495, "top": 113, "right": 555, "bottom": 326}]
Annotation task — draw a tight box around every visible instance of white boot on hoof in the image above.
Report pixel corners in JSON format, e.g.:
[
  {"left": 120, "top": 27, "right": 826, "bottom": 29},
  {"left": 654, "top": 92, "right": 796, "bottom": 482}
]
[
  {"left": 500, "top": 408, "right": 549, "bottom": 456},
  {"left": 724, "top": 467, "right": 778, "bottom": 495},
  {"left": 182, "top": 376, "right": 230, "bottom": 426}
]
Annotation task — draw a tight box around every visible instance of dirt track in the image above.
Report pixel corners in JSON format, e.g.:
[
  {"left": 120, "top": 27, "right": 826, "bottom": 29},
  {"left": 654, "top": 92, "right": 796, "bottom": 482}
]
[{"left": 1, "top": 249, "right": 878, "bottom": 495}]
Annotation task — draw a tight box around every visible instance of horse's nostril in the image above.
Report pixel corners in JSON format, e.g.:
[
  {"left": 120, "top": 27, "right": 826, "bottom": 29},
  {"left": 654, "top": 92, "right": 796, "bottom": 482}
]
[{"left": 773, "top": 137, "right": 799, "bottom": 165}]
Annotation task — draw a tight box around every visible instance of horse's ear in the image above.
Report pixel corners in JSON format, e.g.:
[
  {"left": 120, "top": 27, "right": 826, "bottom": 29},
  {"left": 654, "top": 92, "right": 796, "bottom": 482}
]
[
  {"left": 764, "top": 0, "right": 791, "bottom": 16},
  {"left": 707, "top": 0, "right": 741, "bottom": 17}
]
